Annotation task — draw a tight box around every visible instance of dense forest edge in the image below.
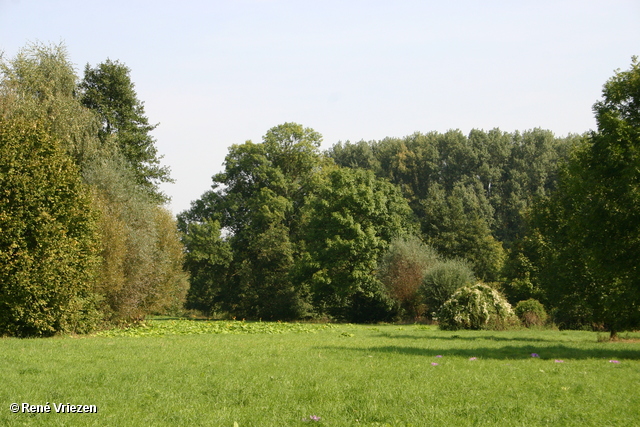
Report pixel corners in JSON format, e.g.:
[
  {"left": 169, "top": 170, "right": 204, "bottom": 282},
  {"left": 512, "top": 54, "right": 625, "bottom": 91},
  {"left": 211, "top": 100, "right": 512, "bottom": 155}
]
[{"left": 1, "top": 42, "right": 638, "bottom": 338}]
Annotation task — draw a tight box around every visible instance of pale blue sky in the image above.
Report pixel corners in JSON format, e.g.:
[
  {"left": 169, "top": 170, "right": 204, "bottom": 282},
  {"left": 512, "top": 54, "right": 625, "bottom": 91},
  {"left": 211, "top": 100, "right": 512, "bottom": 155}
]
[{"left": 2, "top": 1, "right": 639, "bottom": 214}]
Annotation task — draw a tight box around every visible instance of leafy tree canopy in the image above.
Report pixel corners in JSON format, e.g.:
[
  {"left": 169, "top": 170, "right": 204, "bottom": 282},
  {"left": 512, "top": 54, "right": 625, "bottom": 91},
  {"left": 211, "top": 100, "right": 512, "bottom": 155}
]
[{"left": 530, "top": 58, "right": 640, "bottom": 337}]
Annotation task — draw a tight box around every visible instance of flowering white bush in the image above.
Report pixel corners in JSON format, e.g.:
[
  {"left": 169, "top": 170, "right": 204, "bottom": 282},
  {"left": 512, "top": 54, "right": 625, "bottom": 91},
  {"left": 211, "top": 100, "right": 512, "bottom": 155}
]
[{"left": 437, "top": 283, "right": 517, "bottom": 330}]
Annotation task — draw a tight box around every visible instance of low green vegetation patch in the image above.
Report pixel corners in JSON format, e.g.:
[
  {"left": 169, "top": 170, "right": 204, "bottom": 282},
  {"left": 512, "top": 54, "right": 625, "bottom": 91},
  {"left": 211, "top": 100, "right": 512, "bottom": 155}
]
[
  {"left": 2, "top": 320, "right": 639, "bottom": 426},
  {"left": 95, "top": 319, "right": 338, "bottom": 337}
]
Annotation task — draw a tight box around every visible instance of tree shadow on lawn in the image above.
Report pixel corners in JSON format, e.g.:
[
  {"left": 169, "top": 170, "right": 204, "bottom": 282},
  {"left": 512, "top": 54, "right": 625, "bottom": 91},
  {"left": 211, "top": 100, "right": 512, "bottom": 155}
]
[
  {"left": 316, "top": 344, "right": 640, "bottom": 361},
  {"left": 375, "top": 333, "right": 562, "bottom": 343}
]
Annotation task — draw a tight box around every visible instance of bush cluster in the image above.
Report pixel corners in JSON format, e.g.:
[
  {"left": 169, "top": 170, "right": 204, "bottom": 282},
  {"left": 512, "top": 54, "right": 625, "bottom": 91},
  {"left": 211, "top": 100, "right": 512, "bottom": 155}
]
[
  {"left": 378, "top": 237, "right": 477, "bottom": 321},
  {"left": 377, "top": 236, "right": 439, "bottom": 319}
]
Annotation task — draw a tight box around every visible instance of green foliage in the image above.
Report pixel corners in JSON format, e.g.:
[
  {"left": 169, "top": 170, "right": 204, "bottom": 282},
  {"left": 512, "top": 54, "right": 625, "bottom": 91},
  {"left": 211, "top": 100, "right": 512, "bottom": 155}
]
[
  {"left": 1, "top": 42, "right": 187, "bottom": 330},
  {"left": 437, "top": 283, "right": 516, "bottom": 331},
  {"left": 0, "top": 118, "right": 100, "bottom": 336},
  {"left": 421, "top": 258, "right": 475, "bottom": 316},
  {"left": 529, "top": 58, "right": 640, "bottom": 337},
  {"left": 181, "top": 218, "right": 232, "bottom": 314},
  {"left": 184, "top": 120, "right": 572, "bottom": 323},
  {"left": 86, "top": 158, "right": 188, "bottom": 323},
  {"left": 330, "top": 129, "right": 573, "bottom": 245},
  {"left": 80, "top": 59, "right": 172, "bottom": 200},
  {"left": 301, "top": 167, "right": 415, "bottom": 322},
  {"left": 500, "top": 235, "right": 545, "bottom": 305},
  {"left": 262, "top": 122, "right": 323, "bottom": 179},
  {"left": 421, "top": 181, "right": 504, "bottom": 281},
  {"left": 514, "top": 299, "right": 548, "bottom": 327},
  {"left": 181, "top": 124, "right": 417, "bottom": 322},
  {"left": 0, "top": 42, "right": 102, "bottom": 165},
  {"left": 146, "top": 207, "right": 190, "bottom": 315},
  {"left": 96, "top": 318, "right": 336, "bottom": 337},
  {"left": 328, "top": 140, "right": 381, "bottom": 172},
  {"left": 378, "top": 236, "right": 440, "bottom": 319},
  {"left": 329, "top": 128, "right": 572, "bottom": 284},
  {"left": 180, "top": 123, "right": 324, "bottom": 320}
]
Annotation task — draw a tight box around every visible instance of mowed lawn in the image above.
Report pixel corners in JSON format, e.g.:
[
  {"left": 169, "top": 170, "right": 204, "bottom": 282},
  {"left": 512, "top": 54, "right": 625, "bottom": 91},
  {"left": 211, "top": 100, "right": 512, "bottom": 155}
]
[{"left": 1, "top": 320, "right": 639, "bottom": 426}]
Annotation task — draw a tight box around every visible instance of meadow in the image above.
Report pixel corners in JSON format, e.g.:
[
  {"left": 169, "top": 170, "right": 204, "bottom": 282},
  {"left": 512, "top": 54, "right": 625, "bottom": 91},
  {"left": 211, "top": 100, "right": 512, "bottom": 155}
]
[{"left": 1, "top": 320, "right": 639, "bottom": 426}]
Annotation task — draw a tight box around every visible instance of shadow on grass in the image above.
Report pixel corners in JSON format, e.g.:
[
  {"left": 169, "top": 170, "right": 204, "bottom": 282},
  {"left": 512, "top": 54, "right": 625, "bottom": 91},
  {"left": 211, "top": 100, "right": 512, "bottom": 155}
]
[
  {"left": 316, "top": 344, "right": 640, "bottom": 361},
  {"left": 375, "top": 333, "right": 563, "bottom": 343}
]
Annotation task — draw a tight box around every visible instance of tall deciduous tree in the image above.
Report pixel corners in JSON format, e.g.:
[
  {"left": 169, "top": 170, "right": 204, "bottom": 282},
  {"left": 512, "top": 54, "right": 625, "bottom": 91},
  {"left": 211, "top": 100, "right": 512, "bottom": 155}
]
[
  {"left": 532, "top": 58, "right": 640, "bottom": 337},
  {"left": 328, "top": 128, "right": 572, "bottom": 282},
  {"left": 181, "top": 218, "right": 232, "bottom": 314},
  {"left": 421, "top": 181, "right": 504, "bottom": 281},
  {"left": 0, "top": 42, "right": 101, "bottom": 165},
  {"left": 85, "top": 155, "right": 187, "bottom": 323},
  {"left": 301, "top": 167, "right": 415, "bottom": 322},
  {"left": 179, "top": 123, "right": 323, "bottom": 319}
]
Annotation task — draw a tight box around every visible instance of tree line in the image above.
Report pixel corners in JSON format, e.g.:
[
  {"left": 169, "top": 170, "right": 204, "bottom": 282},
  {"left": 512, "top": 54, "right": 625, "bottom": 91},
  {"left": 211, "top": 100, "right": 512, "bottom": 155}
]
[
  {"left": 177, "top": 123, "right": 576, "bottom": 323},
  {"left": 180, "top": 58, "right": 640, "bottom": 335},
  {"left": 2, "top": 42, "right": 638, "bottom": 337}
]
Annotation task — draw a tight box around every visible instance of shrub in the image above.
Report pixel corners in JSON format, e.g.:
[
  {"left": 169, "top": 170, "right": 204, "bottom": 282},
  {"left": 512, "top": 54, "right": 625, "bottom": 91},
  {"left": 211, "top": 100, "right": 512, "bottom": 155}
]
[
  {"left": 514, "top": 298, "right": 548, "bottom": 327},
  {"left": 378, "top": 236, "right": 440, "bottom": 319},
  {"left": 421, "top": 258, "right": 475, "bottom": 317},
  {"left": 437, "top": 283, "right": 517, "bottom": 331},
  {"left": 0, "top": 119, "right": 100, "bottom": 336}
]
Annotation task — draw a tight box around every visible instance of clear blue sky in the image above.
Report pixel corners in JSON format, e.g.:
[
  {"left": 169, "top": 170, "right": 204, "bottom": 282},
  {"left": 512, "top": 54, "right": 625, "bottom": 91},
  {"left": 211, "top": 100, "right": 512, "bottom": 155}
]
[{"left": 2, "top": 1, "right": 639, "bottom": 215}]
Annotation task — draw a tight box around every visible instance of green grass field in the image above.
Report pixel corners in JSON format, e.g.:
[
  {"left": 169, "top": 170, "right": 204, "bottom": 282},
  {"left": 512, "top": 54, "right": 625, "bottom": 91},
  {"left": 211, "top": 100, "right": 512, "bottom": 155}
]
[{"left": 1, "top": 320, "right": 639, "bottom": 426}]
